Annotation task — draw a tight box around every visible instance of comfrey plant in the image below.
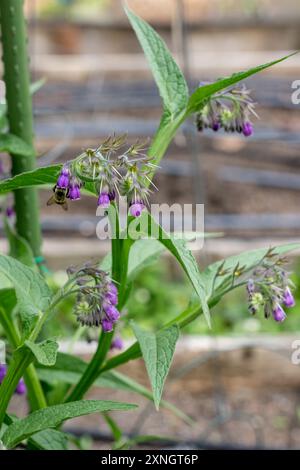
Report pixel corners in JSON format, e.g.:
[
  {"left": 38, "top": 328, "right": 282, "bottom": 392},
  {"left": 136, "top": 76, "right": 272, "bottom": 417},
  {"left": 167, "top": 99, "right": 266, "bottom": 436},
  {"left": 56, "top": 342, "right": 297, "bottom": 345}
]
[
  {"left": 47, "top": 136, "right": 156, "bottom": 216},
  {"left": 0, "top": 2, "right": 298, "bottom": 450}
]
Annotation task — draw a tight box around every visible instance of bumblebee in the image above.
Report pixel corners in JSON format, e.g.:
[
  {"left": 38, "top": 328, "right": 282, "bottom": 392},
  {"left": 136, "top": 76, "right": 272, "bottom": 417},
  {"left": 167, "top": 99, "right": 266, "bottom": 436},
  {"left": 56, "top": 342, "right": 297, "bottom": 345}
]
[{"left": 47, "top": 185, "right": 69, "bottom": 211}]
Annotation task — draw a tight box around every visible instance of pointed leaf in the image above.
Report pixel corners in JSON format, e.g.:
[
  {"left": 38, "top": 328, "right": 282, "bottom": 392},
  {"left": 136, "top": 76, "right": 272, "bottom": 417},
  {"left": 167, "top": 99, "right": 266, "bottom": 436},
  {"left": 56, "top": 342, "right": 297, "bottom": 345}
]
[
  {"left": 131, "top": 322, "right": 179, "bottom": 409},
  {"left": 125, "top": 7, "right": 188, "bottom": 118},
  {"left": 2, "top": 399, "right": 137, "bottom": 449},
  {"left": 4, "top": 218, "right": 35, "bottom": 267},
  {"left": 0, "top": 255, "right": 52, "bottom": 331},
  {"left": 133, "top": 212, "right": 210, "bottom": 326},
  {"left": 0, "top": 164, "right": 61, "bottom": 195},
  {"left": 28, "top": 429, "right": 68, "bottom": 450},
  {"left": 0, "top": 133, "right": 34, "bottom": 157},
  {"left": 24, "top": 339, "right": 59, "bottom": 367},
  {"left": 187, "top": 52, "right": 297, "bottom": 113}
]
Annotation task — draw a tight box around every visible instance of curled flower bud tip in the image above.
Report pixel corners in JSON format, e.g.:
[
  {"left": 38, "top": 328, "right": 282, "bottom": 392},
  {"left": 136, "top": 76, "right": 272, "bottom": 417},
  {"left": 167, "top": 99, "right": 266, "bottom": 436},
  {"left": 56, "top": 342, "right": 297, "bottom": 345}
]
[
  {"left": 272, "top": 303, "right": 286, "bottom": 322},
  {"left": 69, "top": 182, "right": 81, "bottom": 200},
  {"left": 108, "top": 190, "right": 116, "bottom": 201},
  {"left": 102, "top": 318, "right": 114, "bottom": 332},
  {"left": 103, "top": 303, "right": 120, "bottom": 322},
  {"left": 98, "top": 192, "right": 110, "bottom": 208},
  {"left": 5, "top": 207, "right": 15, "bottom": 218},
  {"left": 212, "top": 121, "right": 220, "bottom": 132},
  {"left": 130, "top": 202, "right": 145, "bottom": 217},
  {"left": 242, "top": 122, "right": 253, "bottom": 137},
  {"left": 247, "top": 279, "right": 255, "bottom": 295},
  {"left": 0, "top": 364, "right": 7, "bottom": 382},
  {"left": 57, "top": 172, "right": 70, "bottom": 189},
  {"left": 283, "top": 287, "right": 295, "bottom": 308},
  {"left": 15, "top": 379, "right": 26, "bottom": 395},
  {"left": 105, "top": 290, "right": 118, "bottom": 305}
]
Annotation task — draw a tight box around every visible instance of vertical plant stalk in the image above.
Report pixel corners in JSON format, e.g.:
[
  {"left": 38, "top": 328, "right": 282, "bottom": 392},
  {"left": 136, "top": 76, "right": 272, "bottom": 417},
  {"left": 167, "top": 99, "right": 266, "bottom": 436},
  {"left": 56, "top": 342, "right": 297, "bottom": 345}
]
[
  {"left": 0, "top": 0, "right": 41, "bottom": 256},
  {"left": 0, "top": 306, "right": 47, "bottom": 411},
  {"left": 0, "top": 349, "right": 33, "bottom": 427},
  {"left": 64, "top": 122, "right": 183, "bottom": 402}
]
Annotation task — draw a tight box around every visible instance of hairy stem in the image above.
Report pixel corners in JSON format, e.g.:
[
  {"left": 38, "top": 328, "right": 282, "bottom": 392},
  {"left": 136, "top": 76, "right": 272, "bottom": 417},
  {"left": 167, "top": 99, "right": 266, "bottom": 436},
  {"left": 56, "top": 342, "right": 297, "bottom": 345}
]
[
  {"left": 0, "top": 0, "right": 41, "bottom": 257},
  {"left": 0, "top": 306, "right": 47, "bottom": 411},
  {"left": 0, "top": 349, "right": 33, "bottom": 427}
]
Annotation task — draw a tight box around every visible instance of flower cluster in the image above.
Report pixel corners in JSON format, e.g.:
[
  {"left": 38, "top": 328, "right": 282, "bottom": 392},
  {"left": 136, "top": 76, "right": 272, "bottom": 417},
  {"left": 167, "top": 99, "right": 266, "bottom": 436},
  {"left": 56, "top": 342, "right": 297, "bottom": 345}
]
[
  {"left": 196, "top": 83, "right": 256, "bottom": 137},
  {"left": 50, "top": 135, "right": 157, "bottom": 217},
  {"left": 246, "top": 250, "right": 295, "bottom": 323},
  {"left": 67, "top": 263, "right": 120, "bottom": 332},
  {"left": 0, "top": 364, "right": 26, "bottom": 395}
]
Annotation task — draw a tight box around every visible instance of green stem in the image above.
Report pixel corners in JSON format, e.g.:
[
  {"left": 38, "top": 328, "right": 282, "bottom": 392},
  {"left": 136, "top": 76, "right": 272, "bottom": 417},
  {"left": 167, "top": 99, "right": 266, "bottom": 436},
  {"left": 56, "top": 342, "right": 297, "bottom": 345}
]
[
  {"left": 99, "top": 296, "right": 222, "bottom": 374},
  {"left": 24, "top": 365, "right": 47, "bottom": 410},
  {"left": 0, "top": 306, "right": 47, "bottom": 411},
  {"left": 0, "top": 349, "right": 33, "bottom": 427},
  {"left": 65, "top": 211, "right": 133, "bottom": 402},
  {"left": 65, "top": 330, "right": 113, "bottom": 402},
  {"left": 147, "top": 112, "right": 186, "bottom": 180},
  {"left": 0, "top": 0, "right": 41, "bottom": 257},
  {"left": 62, "top": 113, "right": 187, "bottom": 403}
]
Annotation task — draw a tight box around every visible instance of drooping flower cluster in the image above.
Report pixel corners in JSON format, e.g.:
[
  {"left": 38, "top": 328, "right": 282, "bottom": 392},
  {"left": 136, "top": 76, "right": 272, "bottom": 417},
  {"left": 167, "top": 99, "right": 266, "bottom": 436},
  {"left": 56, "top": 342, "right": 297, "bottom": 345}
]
[
  {"left": 50, "top": 135, "right": 157, "bottom": 217},
  {"left": 246, "top": 249, "right": 295, "bottom": 323},
  {"left": 67, "top": 263, "right": 120, "bottom": 332},
  {"left": 0, "top": 364, "right": 26, "bottom": 395},
  {"left": 196, "top": 83, "right": 256, "bottom": 137}
]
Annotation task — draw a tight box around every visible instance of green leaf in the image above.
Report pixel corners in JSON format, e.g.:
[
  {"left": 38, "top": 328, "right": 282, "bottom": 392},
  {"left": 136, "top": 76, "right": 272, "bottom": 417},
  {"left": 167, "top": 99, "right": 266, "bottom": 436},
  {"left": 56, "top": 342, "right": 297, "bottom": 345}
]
[
  {"left": 0, "top": 164, "right": 61, "bottom": 195},
  {"left": 101, "top": 238, "right": 164, "bottom": 280},
  {"left": 0, "top": 255, "right": 52, "bottom": 332},
  {"left": 0, "top": 288, "right": 17, "bottom": 315},
  {"left": 0, "top": 288, "right": 19, "bottom": 347},
  {"left": 4, "top": 218, "right": 35, "bottom": 267},
  {"left": 99, "top": 370, "right": 193, "bottom": 425},
  {"left": 132, "top": 212, "right": 210, "bottom": 326},
  {"left": 2, "top": 400, "right": 137, "bottom": 449},
  {"left": 24, "top": 339, "right": 59, "bottom": 367},
  {"left": 187, "top": 52, "right": 297, "bottom": 113},
  {"left": 203, "top": 242, "right": 300, "bottom": 298},
  {"left": 0, "top": 133, "right": 34, "bottom": 157},
  {"left": 37, "top": 353, "right": 192, "bottom": 424},
  {"left": 131, "top": 322, "right": 179, "bottom": 410},
  {"left": 127, "top": 238, "right": 164, "bottom": 279},
  {"left": 28, "top": 429, "right": 68, "bottom": 450},
  {"left": 125, "top": 6, "right": 188, "bottom": 118}
]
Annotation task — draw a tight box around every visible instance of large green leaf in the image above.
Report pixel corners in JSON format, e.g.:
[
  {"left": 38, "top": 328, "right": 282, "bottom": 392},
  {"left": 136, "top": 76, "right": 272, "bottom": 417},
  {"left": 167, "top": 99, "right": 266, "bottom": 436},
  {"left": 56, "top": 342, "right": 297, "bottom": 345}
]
[
  {"left": 131, "top": 322, "right": 179, "bottom": 410},
  {"left": 24, "top": 339, "right": 59, "bottom": 367},
  {"left": 130, "top": 212, "right": 210, "bottom": 326},
  {"left": 36, "top": 352, "right": 192, "bottom": 423},
  {"left": 4, "top": 218, "right": 35, "bottom": 267},
  {"left": 28, "top": 429, "right": 68, "bottom": 450},
  {"left": 125, "top": 7, "right": 188, "bottom": 118},
  {"left": 2, "top": 400, "right": 137, "bottom": 449},
  {"left": 187, "top": 52, "right": 297, "bottom": 113},
  {"left": 0, "top": 255, "right": 52, "bottom": 332},
  {"left": 0, "top": 164, "right": 61, "bottom": 195}
]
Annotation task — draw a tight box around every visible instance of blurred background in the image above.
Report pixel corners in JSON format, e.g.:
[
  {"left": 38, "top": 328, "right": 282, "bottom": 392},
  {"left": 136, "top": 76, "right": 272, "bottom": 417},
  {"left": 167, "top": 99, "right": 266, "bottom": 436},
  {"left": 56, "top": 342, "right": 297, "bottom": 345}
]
[{"left": 2, "top": 0, "right": 300, "bottom": 449}]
